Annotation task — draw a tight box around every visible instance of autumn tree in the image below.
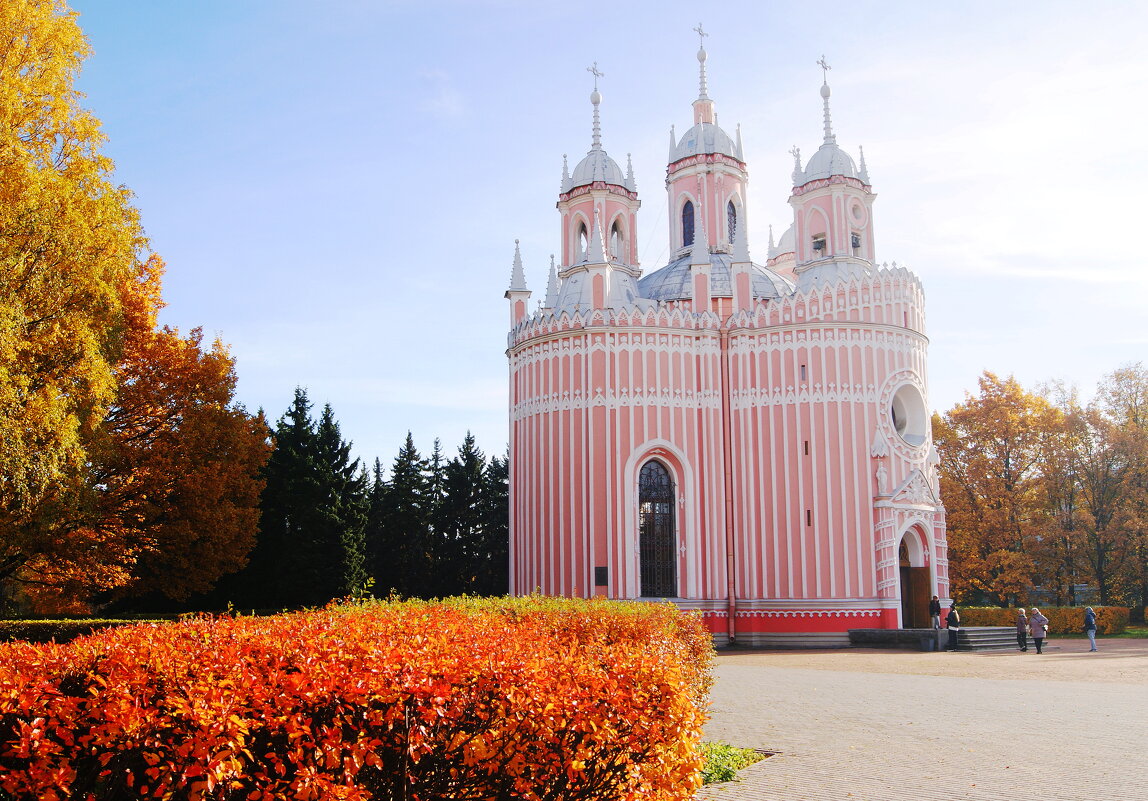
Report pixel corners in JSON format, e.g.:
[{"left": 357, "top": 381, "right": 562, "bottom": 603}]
[
  {"left": 0, "top": 0, "right": 147, "bottom": 557},
  {"left": 935, "top": 372, "right": 1062, "bottom": 605}
]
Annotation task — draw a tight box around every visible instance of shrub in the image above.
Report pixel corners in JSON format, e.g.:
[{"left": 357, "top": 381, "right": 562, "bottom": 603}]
[
  {"left": 0, "top": 618, "right": 176, "bottom": 644},
  {"left": 957, "top": 606, "right": 1128, "bottom": 635},
  {"left": 0, "top": 596, "right": 712, "bottom": 800}
]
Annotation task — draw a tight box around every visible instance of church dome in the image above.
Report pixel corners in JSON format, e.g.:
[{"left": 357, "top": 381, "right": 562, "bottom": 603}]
[
  {"left": 769, "top": 224, "right": 796, "bottom": 258},
  {"left": 799, "top": 142, "right": 858, "bottom": 184},
  {"left": 671, "top": 122, "right": 740, "bottom": 162},
  {"left": 638, "top": 252, "right": 792, "bottom": 302},
  {"left": 569, "top": 148, "right": 627, "bottom": 189}
]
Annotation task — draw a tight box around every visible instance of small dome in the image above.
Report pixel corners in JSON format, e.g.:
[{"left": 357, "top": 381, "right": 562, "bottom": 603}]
[
  {"left": 769, "top": 224, "right": 796, "bottom": 258},
  {"left": 568, "top": 148, "right": 628, "bottom": 189},
  {"left": 638, "top": 252, "right": 792, "bottom": 302},
  {"left": 670, "top": 122, "right": 739, "bottom": 163},
  {"left": 799, "top": 142, "right": 858, "bottom": 184}
]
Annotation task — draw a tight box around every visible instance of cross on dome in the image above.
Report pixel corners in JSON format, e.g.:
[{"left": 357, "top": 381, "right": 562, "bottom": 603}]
[
  {"left": 693, "top": 23, "right": 710, "bottom": 100},
  {"left": 586, "top": 62, "right": 605, "bottom": 150},
  {"left": 817, "top": 55, "right": 836, "bottom": 144}
]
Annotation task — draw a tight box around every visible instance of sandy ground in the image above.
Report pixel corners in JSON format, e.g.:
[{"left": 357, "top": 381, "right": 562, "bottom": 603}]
[{"left": 714, "top": 635, "right": 1148, "bottom": 685}]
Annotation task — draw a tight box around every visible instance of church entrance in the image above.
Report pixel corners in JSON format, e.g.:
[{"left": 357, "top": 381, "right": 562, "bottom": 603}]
[
  {"left": 898, "top": 539, "right": 930, "bottom": 628},
  {"left": 639, "top": 460, "right": 677, "bottom": 598}
]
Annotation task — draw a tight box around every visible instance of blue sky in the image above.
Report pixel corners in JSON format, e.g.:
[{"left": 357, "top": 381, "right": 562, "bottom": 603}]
[{"left": 69, "top": 1, "right": 1148, "bottom": 468}]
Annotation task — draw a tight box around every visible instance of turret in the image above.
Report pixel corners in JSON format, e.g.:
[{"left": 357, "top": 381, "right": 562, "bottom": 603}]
[
  {"left": 788, "top": 56, "right": 876, "bottom": 284},
  {"left": 504, "top": 239, "right": 531, "bottom": 325}
]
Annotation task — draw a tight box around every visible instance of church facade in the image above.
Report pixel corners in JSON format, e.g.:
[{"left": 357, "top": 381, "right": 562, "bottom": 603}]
[{"left": 504, "top": 40, "right": 947, "bottom": 646}]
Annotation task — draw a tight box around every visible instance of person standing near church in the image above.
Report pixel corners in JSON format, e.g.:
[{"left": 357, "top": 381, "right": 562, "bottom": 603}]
[
  {"left": 1016, "top": 608, "right": 1028, "bottom": 652},
  {"left": 1084, "top": 607, "right": 1098, "bottom": 651},
  {"left": 929, "top": 595, "right": 941, "bottom": 629},
  {"left": 946, "top": 604, "right": 961, "bottom": 650},
  {"left": 1029, "top": 607, "right": 1049, "bottom": 654}
]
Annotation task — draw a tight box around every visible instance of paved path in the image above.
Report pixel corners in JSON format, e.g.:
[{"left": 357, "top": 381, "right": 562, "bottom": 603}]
[{"left": 697, "top": 638, "right": 1148, "bottom": 801}]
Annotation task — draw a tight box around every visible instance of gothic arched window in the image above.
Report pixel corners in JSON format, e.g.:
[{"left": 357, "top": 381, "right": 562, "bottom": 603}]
[
  {"left": 639, "top": 460, "right": 677, "bottom": 598},
  {"left": 727, "top": 200, "right": 737, "bottom": 244},
  {"left": 681, "top": 200, "right": 695, "bottom": 248},
  {"left": 576, "top": 221, "right": 588, "bottom": 262},
  {"left": 610, "top": 218, "right": 623, "bottom": 262}
]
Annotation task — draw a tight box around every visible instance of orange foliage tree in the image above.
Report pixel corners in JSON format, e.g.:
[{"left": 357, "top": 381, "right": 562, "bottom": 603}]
[{"left": 934, "top": 372, "right": 1062, "bottom": 605}]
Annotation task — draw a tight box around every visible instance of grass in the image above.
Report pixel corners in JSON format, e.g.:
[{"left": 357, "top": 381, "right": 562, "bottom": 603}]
[{"left": 699, "top": 741, "right": 768, "bottom": 784}]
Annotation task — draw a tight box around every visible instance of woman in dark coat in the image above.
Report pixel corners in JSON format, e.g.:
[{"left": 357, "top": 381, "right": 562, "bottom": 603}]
[
  {"left": 946, "top": 605, "right": 960, "bottom": 651},
  {"left": 1016, "top": 608, "right": 1028, "bottom": 652}
]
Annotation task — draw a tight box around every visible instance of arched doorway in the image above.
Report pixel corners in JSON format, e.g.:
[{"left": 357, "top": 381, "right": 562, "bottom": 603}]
[
  {"left": 639, "top": 460, "right": 677, "bottom": 597},
  {"left": 898, "top": 531, "right": 931, "bottom": 628}
]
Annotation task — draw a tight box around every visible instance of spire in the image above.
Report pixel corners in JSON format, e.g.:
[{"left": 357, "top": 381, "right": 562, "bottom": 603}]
[
  {"left": 625, "top": 152, "right": 636, "bottom": 191},
  {"left": 817, "top": 55, "right": 836, "bottom": 145},
  {"left": 507, "top": 239, "right": 527, "bottom": 292},
  {"left": 587, "top": 62, "right": 604, "bottom": 151},
  {"left": 561, "top": 153, "right": 570, "bottom": 191},
  {"left": 544, "top": 254, "right": 559, "bottom": 308},
  {"left": 690, "top": 210, "right": 709, "bottom": 265},
  {"left": 735, "top": 123, "right": 744, "bottom": 161},
  {"left": 669, "top": 125, "right": 676, "bottom": 160},
  {"left": 585, "top": 211, "right": 607, "bottom": 264},
  {"left": 732, "top": 209, "right": 750, "bottom": 263},
  {"left": 790, "top": 145, "right": 802, "bottom": 184},
  {"left": 768, "top": 224, "right": 776, "bottom": 252},
  {"left": 693, "top": 23, "right": 710, "bottom": 99},
  {"left": 858, "top": 144, "right": 870, "bottom": 183}
]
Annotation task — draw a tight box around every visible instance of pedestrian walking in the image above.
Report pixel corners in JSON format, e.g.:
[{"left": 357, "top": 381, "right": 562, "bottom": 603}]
[
  {"left": 946, "top": 604, "right": 961, "bottom": 651},
  {"left": 929, "top": 595, "right": 942, "bottom": 629},
  {"left": 1084, "top": 606, "right": 1098, "bottom": 652},
  {"left": 1029, "top": 607, "right": 1049, "bottom": 654},
  {"left": 1016, "top": 608, "right": 1028, "bottom": 652}
]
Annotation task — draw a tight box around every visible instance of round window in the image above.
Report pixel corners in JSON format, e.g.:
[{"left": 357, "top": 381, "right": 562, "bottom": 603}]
[{"left": 890, "top": 383, "right": 927, "bottom": 447}]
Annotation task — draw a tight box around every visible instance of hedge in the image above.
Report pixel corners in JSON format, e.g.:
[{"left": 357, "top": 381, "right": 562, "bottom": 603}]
[
  {"left": 0, "top": 618, "right": 176, "bottom": 644},
  {"left": 0, "top": 596, "right": 713, "bottom": 800},
  {"left": 957, "top": 606, "right": 1128, "bottom": 635}
]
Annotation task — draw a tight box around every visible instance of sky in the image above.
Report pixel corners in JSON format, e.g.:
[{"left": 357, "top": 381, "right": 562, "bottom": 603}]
[{"left": 67, "top": 1, "right": 1148, "bottom": 469}]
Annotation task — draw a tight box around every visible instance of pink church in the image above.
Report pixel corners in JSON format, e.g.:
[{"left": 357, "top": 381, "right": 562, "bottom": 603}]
[{"left": 504, "top": 40, "right": 947, "bottom": 647}]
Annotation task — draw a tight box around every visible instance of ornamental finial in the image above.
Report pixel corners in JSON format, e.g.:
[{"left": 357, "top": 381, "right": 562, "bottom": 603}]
[
  {"left": 817, "top": 55, "right": 836, "bottom": 145},
  {"left": 693, "top": 23, "right": 710, "bottom": 100},
  {"left": 587, "top": 63, "right": 605, "bottom": 150}
]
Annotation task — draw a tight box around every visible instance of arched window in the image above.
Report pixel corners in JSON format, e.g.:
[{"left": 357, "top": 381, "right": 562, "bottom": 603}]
[
  {"left": 639, "top": 460, "right": 677, "bottom": 598},
  {"left": 727, "top": 200, "right": 737, "bottom": 244},
  {"left": 576, "top": 221, "right": 588, "bottom": 262},
  {"left": 610, "top": 218, "right": 623, "bottom": 262},
  {"left": 681, "top": 200, "right": 695, "bottom": 248}
]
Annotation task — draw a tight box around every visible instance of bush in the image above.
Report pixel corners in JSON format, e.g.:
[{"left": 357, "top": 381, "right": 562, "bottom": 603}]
[
  {"left": 0, "top": 596, "right": 712, "bottom": 800},
  {"left": 957, "top": 606, "right": 1128, "bottom": 635}
]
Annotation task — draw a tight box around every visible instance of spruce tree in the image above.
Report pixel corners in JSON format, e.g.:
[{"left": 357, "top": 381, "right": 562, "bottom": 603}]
[
  {"left": 435, "top": 434, "right": 488, "bottom": 595},
  {"left": 374, "top": 433, "right": 432, "bottom": 597},
  {"left": 477, "top": 452, "right": 510, "bottom": 595}
]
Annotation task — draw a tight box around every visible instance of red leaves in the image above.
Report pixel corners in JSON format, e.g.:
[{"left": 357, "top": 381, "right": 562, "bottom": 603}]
[{"left": 0, "top": 598, "right": 711, "bottom": 800}]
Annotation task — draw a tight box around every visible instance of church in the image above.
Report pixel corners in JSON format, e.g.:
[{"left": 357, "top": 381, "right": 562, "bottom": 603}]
[{"left": 503, "top": 34, "right": 948, "bottom": 647}]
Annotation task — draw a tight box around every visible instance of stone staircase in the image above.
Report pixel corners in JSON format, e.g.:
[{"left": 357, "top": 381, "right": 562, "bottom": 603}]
[{"left": 952, "top": 626, "right": 1016, "bottom": 652}]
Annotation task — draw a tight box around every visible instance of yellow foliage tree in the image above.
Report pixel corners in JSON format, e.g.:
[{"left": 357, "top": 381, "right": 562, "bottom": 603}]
[{"left": 0, "top": 0, "right": 146, "bottom": 559}]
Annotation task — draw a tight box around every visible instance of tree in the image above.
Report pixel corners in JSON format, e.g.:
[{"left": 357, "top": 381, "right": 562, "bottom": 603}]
[
  {"left": 433, "top": 434, "right": 489, "bottom": 595},
  {"left": 5, "top": 254, "right": 270, "bottom": 611},
  {"left": 370, "top": 433, "right": 432, "bottom": 597},
  {"left": 233, "top": 390, "right": 368, "bottom": 609},
  {"left": 935, "top": 372, "right": 1061, "bottom": 605},
  {"left": 0, "top": 0, "right": 147, "bottom": 538}
]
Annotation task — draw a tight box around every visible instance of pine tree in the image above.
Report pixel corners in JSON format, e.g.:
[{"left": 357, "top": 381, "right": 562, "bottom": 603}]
[
  {"left": 435, "top": 434, "right": 488, "bottom": 595},
  {"left": 478, "top": 452, "right": 510, "bottom": 595},
  {"left": 374, "top": 433, "right": 432, "bottom": 597}
]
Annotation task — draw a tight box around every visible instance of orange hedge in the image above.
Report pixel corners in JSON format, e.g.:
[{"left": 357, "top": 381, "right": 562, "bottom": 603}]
[
  {"left": 957, "top": 606, "right": 1128, "bottom": 635},
  {"left": 0, "top": 596, "right": 713, "bottom": 801}
]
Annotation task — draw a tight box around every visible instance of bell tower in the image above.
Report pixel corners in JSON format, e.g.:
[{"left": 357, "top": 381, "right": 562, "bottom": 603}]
[{"left": 788, "top": 56, "right": 876, "bottom": 283}]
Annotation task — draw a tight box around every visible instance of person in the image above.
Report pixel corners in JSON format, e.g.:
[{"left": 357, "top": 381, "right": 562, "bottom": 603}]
[
  {"left": 1016, "top": 608, "right": 1028, "bottom": 652},
  {"left": 1084, "top": 606, "right": 1098, "bottom": 651},
  {"left": 1029, "top": 607, "right": 1049, "bottom": 654},
  {"left": 929, "top": 595, "right": 942, "bottom": 629},
  {"left": 946, "top": 604, "right": 960, "bottom": 651}
]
